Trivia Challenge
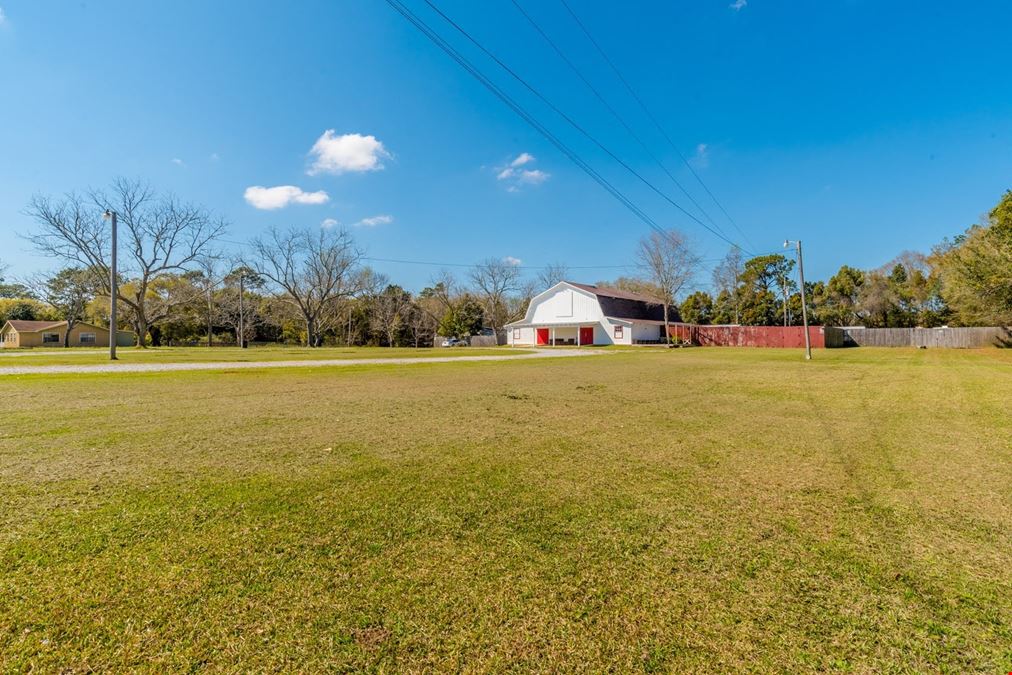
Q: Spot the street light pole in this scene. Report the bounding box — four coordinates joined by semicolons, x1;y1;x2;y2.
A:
103;210;118;360
784;239;812;360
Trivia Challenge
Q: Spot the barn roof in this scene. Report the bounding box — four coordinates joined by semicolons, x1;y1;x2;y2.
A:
566;282;680;323
565;282;664;305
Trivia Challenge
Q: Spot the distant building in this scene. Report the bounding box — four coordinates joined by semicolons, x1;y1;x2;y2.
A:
0;320;134;349
506;281;678;346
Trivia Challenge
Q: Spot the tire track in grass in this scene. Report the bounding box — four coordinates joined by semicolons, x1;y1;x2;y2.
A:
799;359;1002;671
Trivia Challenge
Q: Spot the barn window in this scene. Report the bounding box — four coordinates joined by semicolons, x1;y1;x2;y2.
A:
43;332;60;344
80;333;96;344
614;326;624;339
513;328;521;340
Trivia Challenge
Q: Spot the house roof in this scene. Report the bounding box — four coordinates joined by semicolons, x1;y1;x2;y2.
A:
4;320;66;332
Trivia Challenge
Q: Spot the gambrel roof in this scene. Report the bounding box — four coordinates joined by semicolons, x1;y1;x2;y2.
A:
564;282;679;323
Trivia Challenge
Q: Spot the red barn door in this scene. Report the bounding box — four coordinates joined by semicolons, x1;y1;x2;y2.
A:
579;327;594;345
536;328;549;345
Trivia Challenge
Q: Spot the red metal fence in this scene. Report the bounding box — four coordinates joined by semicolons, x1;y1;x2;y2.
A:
667;324;843;348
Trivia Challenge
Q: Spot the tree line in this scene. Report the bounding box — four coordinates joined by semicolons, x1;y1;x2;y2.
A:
679;190;1010;329
2;179;1009;347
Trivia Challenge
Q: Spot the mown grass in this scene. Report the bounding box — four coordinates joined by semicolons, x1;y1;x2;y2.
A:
0;348;1009;671
0;345;527;367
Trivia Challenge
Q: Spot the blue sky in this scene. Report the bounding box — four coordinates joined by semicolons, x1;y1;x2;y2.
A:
1;0;1010;291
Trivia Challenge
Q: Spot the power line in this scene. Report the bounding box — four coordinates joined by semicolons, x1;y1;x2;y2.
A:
558;0;757;252
385;0;670;240
508;0;733;245
418;0;751;254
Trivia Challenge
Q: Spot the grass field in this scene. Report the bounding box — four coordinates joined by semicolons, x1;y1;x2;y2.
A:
1;348;1009;671
0;345;528;367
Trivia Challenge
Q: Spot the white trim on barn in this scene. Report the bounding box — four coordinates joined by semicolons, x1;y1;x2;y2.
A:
506;282;670;346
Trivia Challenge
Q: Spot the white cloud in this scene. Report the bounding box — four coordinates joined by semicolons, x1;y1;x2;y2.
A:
321;218;340;229
730;0;747;10
504;256;523;266
517;169;549;185
510;152;535;167
691;143;709;168
171;158;186;167
353;214;393;228
495;152;550;192
244;185;330;210
307;130;391;175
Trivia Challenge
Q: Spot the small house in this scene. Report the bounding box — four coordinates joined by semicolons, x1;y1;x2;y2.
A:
0;320;134;349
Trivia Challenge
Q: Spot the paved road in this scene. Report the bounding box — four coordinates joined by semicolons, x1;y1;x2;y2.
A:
0;349;600;376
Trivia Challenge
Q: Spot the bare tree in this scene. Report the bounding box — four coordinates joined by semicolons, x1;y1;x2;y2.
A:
469;257;521;335
536;262;569;290
370;284;410;347
636;230;702;343
250;227;362;347
406;300;438;347
712;247;745;324
214;266;264;346
424;270;458;324
192;255;222;347
509;278;539;323
25;178;227;345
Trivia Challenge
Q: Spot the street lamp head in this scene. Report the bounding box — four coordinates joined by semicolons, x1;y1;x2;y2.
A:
783;239;789;249
102;209;115;220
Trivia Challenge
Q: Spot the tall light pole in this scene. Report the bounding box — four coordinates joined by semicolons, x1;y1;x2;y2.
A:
784;239;812;360
103;210;118;360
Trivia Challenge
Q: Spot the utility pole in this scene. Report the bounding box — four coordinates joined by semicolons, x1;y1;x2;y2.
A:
784;239;812;360
206;283;213;348
103;210;118;360
238;272;245;349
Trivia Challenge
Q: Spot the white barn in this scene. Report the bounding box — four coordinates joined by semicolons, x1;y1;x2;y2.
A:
506;281;678;346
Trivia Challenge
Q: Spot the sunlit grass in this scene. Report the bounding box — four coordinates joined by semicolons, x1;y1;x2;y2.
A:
0;348;1009;671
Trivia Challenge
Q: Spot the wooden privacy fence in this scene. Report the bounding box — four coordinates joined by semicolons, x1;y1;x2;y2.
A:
668;324;844;348
666;324;1009;348
841;327;1011;348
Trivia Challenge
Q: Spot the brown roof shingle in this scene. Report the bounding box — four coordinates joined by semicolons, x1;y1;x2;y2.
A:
566;282;681;323
566;281;664;305
5;320;66;332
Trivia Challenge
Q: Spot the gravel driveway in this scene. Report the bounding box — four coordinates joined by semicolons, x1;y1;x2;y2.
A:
0;349;600;376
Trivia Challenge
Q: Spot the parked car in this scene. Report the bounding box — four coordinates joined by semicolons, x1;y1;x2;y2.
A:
441;337;468;347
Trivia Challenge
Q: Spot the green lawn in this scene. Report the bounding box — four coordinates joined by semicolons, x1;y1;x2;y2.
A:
1;348;1009;671
0;345;527;367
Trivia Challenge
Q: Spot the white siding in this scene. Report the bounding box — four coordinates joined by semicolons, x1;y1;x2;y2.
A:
632;322;662;343
607;321;633;345
508;326;536;346
529;287;602;324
